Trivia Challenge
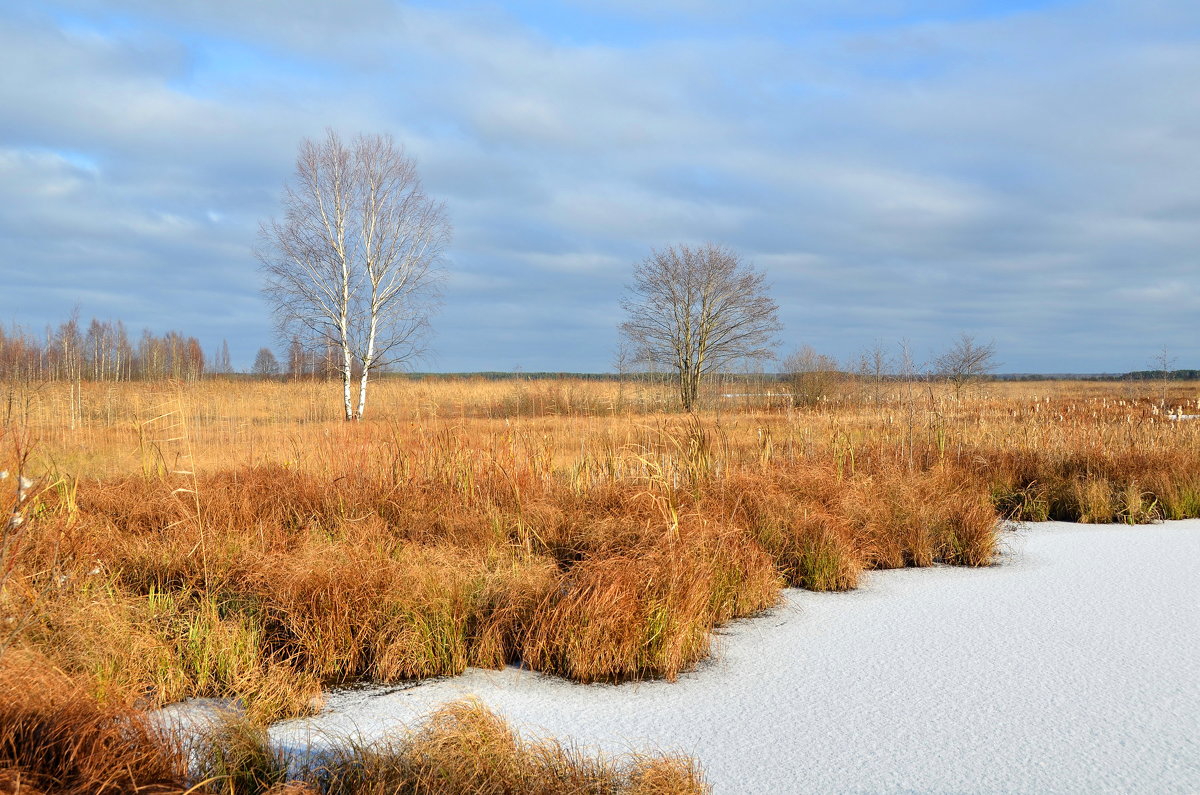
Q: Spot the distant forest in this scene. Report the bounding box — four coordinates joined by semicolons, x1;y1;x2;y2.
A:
0;314;1194;383
0;314;341;382
0;315;206;382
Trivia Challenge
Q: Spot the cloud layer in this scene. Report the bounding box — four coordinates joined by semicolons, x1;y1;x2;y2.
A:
1;0;1197;372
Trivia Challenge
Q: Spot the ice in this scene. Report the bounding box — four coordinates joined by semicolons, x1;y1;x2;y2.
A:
270;521;1200;793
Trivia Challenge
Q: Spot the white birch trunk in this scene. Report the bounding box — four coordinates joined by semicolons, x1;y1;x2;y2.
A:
355;312;379;420
342;350;354;420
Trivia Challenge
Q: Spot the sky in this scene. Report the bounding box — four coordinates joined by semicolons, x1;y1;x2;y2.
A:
1;0;1197;373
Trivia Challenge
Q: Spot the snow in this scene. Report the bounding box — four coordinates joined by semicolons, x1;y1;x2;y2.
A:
272;521;1200;793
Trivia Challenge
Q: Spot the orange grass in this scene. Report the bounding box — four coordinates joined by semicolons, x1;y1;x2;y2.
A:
0;653;704;794
2;377;1198;722
192;697;706;794
0;652;186;794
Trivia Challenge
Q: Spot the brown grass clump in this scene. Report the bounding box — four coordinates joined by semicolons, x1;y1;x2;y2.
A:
520;547;744;686
0;660;705;795
841;470;997;569
754;509;861;591
513;489;780;682
305;698;708;794
193;716;294;794
0;653;186;794
247;541;561;686
725;476;861;591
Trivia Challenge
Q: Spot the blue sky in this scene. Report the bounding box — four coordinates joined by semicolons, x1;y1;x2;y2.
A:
1;0;1197;372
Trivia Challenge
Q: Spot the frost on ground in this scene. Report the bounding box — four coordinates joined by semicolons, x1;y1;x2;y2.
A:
273;521;1200;794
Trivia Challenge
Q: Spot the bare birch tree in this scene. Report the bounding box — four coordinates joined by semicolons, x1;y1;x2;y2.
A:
259;130;449;420
620;243;781;411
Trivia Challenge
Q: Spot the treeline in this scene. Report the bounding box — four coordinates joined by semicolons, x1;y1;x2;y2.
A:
239;341;347;379
998;370;1200;382
280;338;341;379
395;371;627;382
0;316;205;382
1121;369;1200;381
0;314;356;383
4;315;1193;384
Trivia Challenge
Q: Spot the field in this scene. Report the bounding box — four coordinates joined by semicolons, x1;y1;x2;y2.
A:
1;375;1198;792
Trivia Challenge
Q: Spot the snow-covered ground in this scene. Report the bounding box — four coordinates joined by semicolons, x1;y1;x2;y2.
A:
273;521;1200;793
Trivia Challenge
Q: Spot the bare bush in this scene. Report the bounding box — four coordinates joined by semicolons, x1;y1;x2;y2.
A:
783;346;841;407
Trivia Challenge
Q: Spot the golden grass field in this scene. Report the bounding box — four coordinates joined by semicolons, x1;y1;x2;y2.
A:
1;375;1197;792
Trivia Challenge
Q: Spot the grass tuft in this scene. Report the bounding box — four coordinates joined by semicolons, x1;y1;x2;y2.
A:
305;698;708;794
0;652;185;794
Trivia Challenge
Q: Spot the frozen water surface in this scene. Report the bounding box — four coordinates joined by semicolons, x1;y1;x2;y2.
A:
271;521;1200;793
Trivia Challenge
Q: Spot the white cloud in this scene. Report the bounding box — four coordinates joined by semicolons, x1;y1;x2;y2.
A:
2;0;1199;371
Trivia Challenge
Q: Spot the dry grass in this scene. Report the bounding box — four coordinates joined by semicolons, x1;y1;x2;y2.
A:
11;456;995;700
0;653;703;794
1;376;1197;737
0;652;186;794
287;698;707;794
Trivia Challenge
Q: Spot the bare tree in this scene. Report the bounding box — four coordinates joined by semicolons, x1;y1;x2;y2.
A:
856;339;894;406
252;347;281;377
1152;344;1177;409
213;339;233;375
933;333;998;398
258;130;450;420
620;243;781;411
